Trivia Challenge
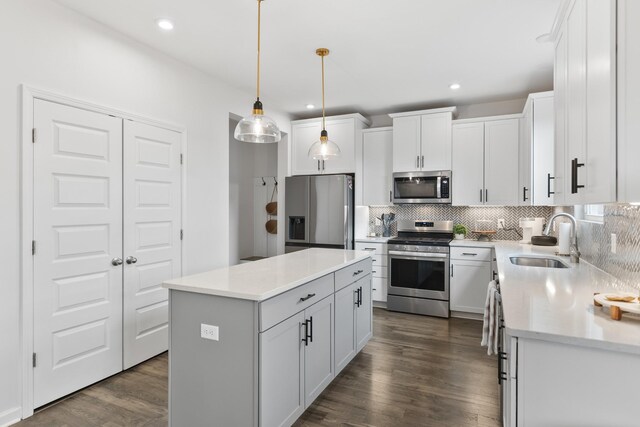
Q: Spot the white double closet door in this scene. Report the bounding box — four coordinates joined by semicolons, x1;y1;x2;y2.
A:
32;99;182;408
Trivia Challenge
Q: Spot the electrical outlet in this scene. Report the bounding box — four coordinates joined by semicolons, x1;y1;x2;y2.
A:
201;323;219;341
611;233;617;254
497;219;506;229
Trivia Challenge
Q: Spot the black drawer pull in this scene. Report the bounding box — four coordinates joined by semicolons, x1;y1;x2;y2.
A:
299;293;316;302
571;158;585;194
364;248;376;251
462;253;478;256
353;269;364;276
547;173;555;197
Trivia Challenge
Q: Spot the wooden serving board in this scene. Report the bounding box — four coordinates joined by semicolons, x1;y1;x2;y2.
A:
593;293;640;321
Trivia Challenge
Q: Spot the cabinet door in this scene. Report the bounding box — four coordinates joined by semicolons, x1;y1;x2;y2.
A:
323;118;356;174
260;311;305;427
584;0;616;204
519;114;532;206
450;260;491;314
452;122;485;206
291;121;323;176
372;277;387;303
564;0;587;205
532;96;555;206
303;296;334;406
356;277;373;352
618;0;640;203
421;113;452;171
334;283;356;374
484;119;520;206
554;25;568;206
362;129;393;205
392;116;421;172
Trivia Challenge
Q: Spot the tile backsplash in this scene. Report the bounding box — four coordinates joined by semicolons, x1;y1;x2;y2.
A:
577;204;640;289
368;205;554;241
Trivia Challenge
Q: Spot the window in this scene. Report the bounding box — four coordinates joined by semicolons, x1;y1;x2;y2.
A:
576;204;604;223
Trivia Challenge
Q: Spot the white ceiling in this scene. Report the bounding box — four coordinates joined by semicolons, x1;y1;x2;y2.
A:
54;0;561;118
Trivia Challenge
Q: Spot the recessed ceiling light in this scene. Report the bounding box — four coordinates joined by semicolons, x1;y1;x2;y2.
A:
449;83;461;90
156;19;174;31
306;104;315;109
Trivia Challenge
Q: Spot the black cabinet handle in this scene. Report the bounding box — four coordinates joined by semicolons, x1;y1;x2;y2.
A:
358;286;363;306
485;189;488;203
571;158;585;194
462;253;478;256
480;189;483;203
523;187;528;202
299;293;316;302
389;190;392;203
308;316;313;343
450;264;453;278
493;271;498;281
354;288;360;307
547;173;555;198
302;320;309;346
352;269;364;277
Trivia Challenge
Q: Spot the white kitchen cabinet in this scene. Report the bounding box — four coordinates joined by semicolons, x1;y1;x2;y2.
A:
509;337;640;426
450;247;492;315
303;295;334;406
356;277;372;351
389;107;456;173
452;122;485;205
521;92;555;206
362;127;393;205
452;116;520;206
290;114;370;176
553;0;617;205
355;241;388;303
617;0;640;203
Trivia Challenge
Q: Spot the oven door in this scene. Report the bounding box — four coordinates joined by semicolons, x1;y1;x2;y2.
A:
388;251;449;300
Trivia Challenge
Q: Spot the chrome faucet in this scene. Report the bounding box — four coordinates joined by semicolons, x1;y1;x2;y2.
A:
543;213;580;263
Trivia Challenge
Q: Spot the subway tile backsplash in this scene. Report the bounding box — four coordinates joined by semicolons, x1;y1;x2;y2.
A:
368;205;554;241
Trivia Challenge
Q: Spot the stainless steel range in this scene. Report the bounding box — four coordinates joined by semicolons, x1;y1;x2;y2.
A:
387;220;453;318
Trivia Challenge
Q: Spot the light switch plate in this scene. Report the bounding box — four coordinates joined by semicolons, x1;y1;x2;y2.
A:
201;324;219;341
497;219;505;229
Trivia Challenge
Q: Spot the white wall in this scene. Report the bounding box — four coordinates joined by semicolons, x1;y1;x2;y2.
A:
0;0;290;421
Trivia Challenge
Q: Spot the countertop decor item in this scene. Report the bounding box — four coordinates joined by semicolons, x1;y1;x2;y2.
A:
594;293;640;321
532;235;558;246
453;224;468;240
308;48;341;160
379;213;395;237
234;0;281;144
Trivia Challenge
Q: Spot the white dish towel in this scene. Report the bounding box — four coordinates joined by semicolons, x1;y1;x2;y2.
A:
481;280;499;356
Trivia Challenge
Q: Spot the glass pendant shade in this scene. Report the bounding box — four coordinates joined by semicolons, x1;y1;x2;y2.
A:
308;131;341;160
234;111;281;143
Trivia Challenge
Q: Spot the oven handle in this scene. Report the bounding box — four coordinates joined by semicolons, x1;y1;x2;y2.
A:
389;251;448;260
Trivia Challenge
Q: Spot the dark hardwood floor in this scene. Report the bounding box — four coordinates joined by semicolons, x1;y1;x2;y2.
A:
16;308;499;427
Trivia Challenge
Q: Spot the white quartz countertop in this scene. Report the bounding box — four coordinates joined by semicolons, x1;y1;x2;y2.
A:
162;248;371;301
449;239;503;248
485;241;640;354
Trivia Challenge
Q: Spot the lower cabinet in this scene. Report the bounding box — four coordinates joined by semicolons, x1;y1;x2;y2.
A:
335;275;373;374
450;247;492;315
505;336;640;426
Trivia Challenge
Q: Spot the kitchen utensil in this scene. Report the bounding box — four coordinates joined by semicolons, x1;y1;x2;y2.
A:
532;235;557;246
379;213;395;237
519;217;545;244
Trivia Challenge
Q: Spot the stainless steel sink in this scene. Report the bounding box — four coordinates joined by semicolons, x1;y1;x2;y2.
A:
509;256;570;269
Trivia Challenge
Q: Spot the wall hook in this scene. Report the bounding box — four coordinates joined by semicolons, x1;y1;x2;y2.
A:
261;177;266;186
273;177;278;186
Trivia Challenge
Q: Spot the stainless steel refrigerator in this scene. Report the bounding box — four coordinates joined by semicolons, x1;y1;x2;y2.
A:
285;175;354;253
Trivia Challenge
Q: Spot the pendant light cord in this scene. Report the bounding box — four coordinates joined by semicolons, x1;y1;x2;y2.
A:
321;54;326;131
256;0;262;100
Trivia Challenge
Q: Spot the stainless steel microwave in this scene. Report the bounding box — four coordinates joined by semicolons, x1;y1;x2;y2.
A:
392;170;451;204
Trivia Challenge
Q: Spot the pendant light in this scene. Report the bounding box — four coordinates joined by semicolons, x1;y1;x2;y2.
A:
234;0;281;143
308;48;341;160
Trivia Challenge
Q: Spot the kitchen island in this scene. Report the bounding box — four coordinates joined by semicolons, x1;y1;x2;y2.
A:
162;248;373;427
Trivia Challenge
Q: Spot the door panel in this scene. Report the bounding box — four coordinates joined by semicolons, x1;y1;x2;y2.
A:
123;121;182;369
309;175;346;246
334;283;356;374
392;116;421;173
33;99;123;407
452;123;484;206
484;119;520;206
304;296;334;406
356;277;373;352
323;119;356;173
421;113;452;171
292;121;322;175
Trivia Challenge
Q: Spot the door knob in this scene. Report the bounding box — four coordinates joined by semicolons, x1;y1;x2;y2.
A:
111;257;123;266
126;256;138;264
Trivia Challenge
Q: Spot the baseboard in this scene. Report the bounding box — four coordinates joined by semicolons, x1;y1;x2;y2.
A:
450;311;483;321
373;301;387;309
0;407;21;427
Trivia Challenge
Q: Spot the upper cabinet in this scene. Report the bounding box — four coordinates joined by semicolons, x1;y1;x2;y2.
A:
452;116;520;206
361;127;393;206
290;114;370;176
389;107;456;173
521;92;555;206
617;0;640;203
553;0;616;205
